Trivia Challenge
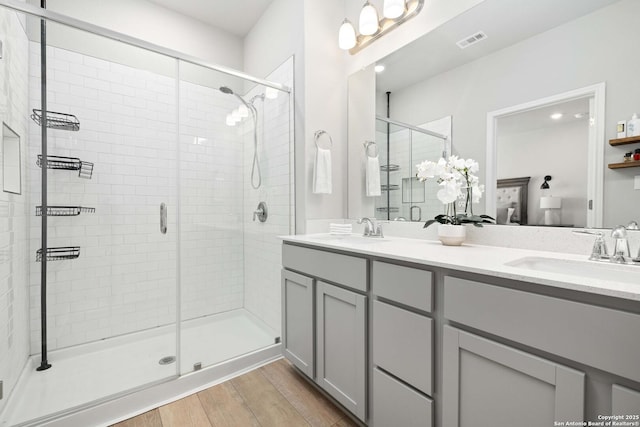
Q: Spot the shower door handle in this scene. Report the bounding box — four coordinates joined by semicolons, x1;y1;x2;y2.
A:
160;203;167;234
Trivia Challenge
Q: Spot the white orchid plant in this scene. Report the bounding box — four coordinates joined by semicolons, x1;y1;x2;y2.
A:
416;155;494;228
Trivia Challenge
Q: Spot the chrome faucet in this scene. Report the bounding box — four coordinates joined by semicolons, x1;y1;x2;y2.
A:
611;225;631;264
357;217;384;238
573;229;609;261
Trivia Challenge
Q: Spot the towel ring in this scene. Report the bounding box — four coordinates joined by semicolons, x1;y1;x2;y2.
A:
314;130;333;149
363;141;379;158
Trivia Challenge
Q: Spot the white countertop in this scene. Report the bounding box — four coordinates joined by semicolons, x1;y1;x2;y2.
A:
281;234;640;302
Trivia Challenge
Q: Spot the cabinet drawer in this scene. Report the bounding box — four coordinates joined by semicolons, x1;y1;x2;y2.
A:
373;368;433;427
444;276;640;383
612;385;640;414
373;300;433;395
373;261;432;312
282;244;367;292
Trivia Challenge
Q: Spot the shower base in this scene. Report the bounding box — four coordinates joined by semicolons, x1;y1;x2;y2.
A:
1;309;279;427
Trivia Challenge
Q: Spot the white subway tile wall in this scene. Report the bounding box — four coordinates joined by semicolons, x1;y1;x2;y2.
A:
242;57;294;335
26;43;292;353
178;80;245;320
28;42;179;352
0;8;30;418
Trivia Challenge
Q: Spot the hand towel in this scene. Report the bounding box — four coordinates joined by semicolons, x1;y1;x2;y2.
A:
313;147;332;194
366;156;381;197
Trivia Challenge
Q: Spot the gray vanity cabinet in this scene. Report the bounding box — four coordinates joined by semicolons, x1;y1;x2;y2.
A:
316;281;367;421
442;325;585;426
281;269;314;378
281;243;368;422
371;261;434;427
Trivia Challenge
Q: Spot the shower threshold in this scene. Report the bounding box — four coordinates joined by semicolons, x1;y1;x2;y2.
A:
1;309;279;427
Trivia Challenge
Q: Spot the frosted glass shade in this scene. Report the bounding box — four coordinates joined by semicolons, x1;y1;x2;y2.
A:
359;2;379;36
238;104;249;118
338;19;357;50
540;196;562;209
265;87;278;99
383;0;405;18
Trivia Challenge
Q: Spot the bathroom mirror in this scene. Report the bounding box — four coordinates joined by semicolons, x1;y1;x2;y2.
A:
372;115;451;222
2;123;21;195
348;0;639;228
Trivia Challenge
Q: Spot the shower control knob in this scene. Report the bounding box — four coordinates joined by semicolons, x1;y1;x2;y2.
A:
253;201;268;222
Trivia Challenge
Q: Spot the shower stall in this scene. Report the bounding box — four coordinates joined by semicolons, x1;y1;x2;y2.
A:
0;3;293;426
373;116;450;222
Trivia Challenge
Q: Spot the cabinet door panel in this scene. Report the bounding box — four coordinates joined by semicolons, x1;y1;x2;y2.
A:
373;368;433;427
612;385;640;415
443;325;585;427
281;269;314;378
373;300;433;395
316;281;366;421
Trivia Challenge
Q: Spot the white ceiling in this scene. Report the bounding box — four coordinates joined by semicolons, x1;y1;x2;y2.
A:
497;98;591;135
375;0;621;92
146;0;275;36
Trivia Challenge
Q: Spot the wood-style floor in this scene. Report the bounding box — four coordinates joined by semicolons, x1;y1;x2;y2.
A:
111;358;359;427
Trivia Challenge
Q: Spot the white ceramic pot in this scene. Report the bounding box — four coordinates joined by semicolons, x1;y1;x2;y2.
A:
437;224;466;246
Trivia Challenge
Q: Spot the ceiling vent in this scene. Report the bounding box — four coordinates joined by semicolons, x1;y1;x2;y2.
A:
456;31;487;49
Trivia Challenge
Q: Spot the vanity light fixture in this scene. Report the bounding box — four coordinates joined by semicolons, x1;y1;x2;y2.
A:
339;0;424;55
359;1;379;36
384;0;406;19
265;87;279;100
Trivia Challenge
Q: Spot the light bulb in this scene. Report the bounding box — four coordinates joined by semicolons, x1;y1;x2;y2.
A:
359;1;379;36
238;104;249;118
338;19;357;50
383;0;405;19
265;87;279;99
231;109;241;121
226;114;236;126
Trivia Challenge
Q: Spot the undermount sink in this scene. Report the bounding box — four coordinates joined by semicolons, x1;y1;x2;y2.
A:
505;256;640;285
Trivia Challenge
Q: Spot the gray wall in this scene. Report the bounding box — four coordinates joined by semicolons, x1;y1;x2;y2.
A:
384;0;640;227
498;120;588;227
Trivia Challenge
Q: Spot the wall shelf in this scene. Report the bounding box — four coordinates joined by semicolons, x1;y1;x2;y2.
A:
381;184;400;191
609;135;640;146
608;161;640;169
37;155;94;179
31;109;80;131
380;164;400;172
36;206;95;216
36;247;80;262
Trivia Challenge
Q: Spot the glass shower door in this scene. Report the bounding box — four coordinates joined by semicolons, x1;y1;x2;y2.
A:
177;59;293;374
2;16;180;426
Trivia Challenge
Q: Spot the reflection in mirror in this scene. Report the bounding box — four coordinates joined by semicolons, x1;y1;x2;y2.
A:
2;123;21;195
348;0;639;227
496;99;590;227
373;116;451;221
487;85;605;228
